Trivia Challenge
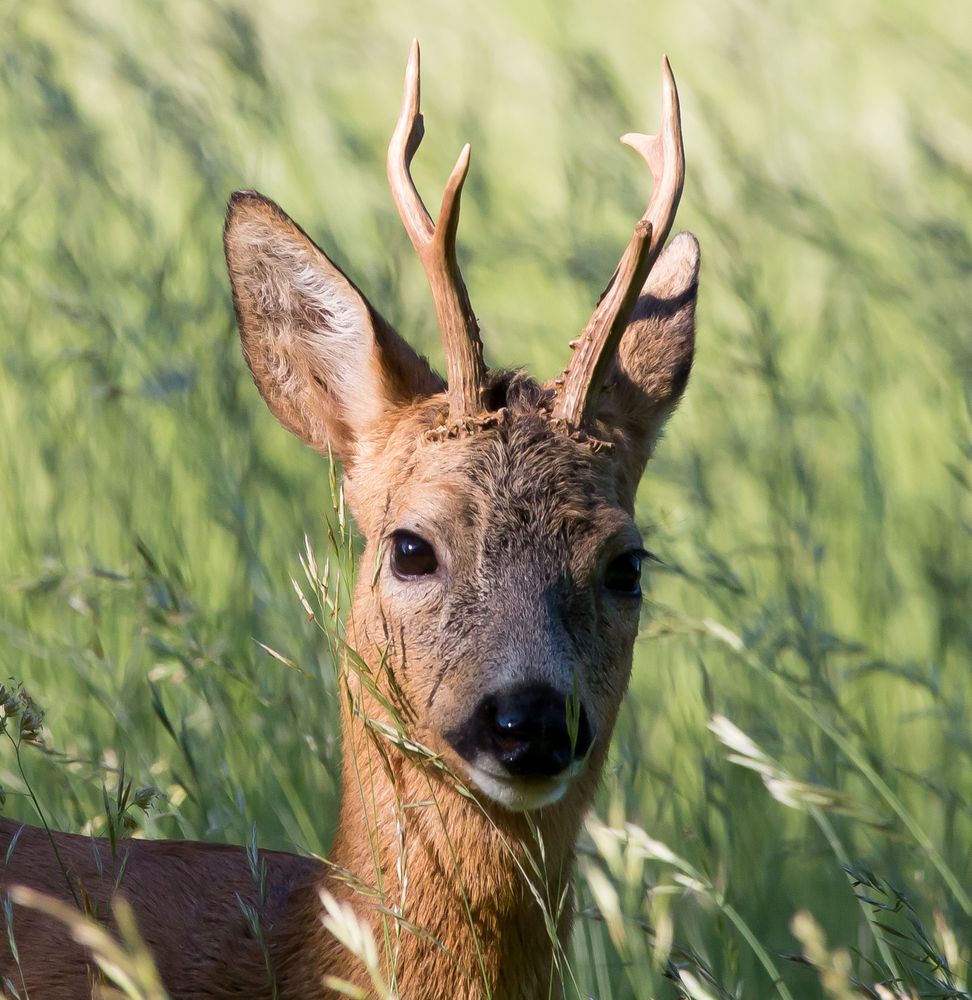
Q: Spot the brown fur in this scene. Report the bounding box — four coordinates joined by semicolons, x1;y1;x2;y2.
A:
0;190;699;998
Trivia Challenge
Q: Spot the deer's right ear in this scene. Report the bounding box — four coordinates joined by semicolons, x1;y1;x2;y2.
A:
223;191;443;461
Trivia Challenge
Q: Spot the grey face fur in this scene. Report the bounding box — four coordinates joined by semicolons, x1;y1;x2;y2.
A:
347;382;645;810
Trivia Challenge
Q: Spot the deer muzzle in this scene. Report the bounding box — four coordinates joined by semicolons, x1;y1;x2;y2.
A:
445;683;594;811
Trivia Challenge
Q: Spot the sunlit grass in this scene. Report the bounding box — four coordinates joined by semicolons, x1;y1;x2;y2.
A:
1;0;970;996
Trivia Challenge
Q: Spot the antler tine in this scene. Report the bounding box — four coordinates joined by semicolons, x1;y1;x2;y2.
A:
620;55;684;251
387;40;486;419
553;56;685;429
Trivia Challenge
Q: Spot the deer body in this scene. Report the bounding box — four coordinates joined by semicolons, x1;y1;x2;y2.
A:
0;734;587;997
0;820;323;996
0;42;700;999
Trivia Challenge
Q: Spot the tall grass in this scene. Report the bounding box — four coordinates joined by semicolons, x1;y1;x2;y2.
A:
0;0;970;996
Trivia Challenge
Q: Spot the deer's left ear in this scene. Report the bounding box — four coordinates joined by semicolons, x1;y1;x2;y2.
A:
599;232;699;484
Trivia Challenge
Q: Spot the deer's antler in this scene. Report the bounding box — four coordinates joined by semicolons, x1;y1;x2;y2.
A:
387;40;487;420
552;56;685;429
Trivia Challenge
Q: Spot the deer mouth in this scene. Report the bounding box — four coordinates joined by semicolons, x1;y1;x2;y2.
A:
461;759;587;812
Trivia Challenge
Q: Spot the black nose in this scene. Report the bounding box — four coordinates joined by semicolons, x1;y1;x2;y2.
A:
467;683;593;778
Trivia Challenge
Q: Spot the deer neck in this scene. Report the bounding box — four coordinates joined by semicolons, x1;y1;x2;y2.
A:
323;699;589;998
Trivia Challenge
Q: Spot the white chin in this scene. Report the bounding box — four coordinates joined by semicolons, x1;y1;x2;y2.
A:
464;763;572;812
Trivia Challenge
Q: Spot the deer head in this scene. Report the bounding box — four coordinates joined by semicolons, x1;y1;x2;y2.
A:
223;41;698;815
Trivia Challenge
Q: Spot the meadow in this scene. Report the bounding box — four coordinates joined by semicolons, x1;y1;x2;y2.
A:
1;0;970;996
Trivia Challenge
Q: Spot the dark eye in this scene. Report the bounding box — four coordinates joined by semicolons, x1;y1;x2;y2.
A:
390;531;438;579
604;550;646;596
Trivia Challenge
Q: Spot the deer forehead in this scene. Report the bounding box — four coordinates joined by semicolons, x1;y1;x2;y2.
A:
349;402;637;566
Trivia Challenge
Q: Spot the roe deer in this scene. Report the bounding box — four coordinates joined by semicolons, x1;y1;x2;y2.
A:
0;40;699;999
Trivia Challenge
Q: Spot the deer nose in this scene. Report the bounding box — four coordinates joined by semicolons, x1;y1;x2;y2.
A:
481;683;593;778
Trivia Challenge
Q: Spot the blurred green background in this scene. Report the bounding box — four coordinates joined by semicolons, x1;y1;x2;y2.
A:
1;0;970;996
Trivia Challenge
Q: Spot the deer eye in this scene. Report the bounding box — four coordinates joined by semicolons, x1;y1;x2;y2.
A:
390;531;438;579
604;550;646;596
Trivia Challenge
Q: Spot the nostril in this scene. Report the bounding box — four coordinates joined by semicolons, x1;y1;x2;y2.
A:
494;704;531;738
488;698;537;757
